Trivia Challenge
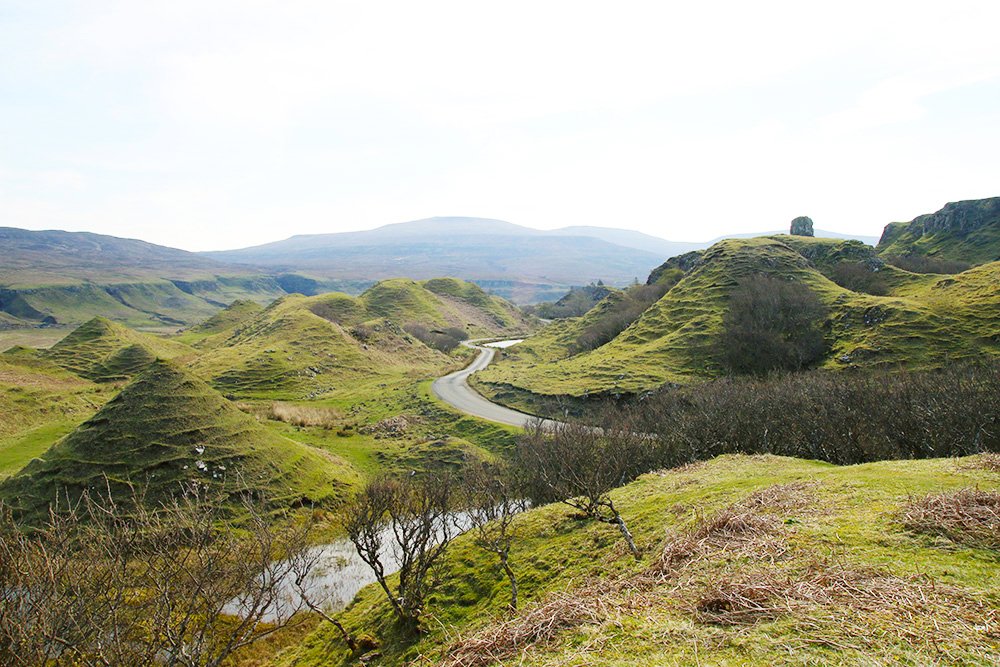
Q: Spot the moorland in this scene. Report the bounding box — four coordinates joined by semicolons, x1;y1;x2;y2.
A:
0;197;998;666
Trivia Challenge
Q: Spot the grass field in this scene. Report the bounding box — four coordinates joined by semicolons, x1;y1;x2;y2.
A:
278;453;1000;666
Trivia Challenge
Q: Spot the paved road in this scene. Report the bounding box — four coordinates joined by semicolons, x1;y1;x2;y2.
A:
431;340;559;429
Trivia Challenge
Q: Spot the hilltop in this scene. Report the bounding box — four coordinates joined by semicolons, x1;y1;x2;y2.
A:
42;316;194;382
0;360;358;522
478;233;1000;400
283;453;1000;666
877;197;1000;266
188;278;536;399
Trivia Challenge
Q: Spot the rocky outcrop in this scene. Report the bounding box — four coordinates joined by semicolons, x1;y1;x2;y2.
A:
877;197;1000;266
790;216;815;237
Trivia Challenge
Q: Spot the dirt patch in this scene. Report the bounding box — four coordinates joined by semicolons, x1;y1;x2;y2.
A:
901;488;1000;550
360;415;423;438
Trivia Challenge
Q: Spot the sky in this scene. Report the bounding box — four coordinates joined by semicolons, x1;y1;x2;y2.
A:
1;1;999;252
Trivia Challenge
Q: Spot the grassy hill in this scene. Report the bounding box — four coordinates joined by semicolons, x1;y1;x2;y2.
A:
43;316;195;382
0;348;117;479
478;236;1000;399
188;278;535;400
877;196;1000;266
0;227;289;330
281;453;1000;666
0;360;358;522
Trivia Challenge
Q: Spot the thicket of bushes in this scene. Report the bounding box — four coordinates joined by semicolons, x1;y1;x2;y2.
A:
885;254;971;275
570;282;671;354
715;276;828;375
617;362;1000;467
404;323;469;353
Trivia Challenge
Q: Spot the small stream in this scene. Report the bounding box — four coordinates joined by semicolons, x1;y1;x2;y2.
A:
231;513;474;623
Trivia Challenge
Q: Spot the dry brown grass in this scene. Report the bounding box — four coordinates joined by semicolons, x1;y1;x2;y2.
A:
688;561;999;658
901;488;1000;550
963;452;1000;472
440;482;1000;665
653;482;818;574
441;580;631;667
236;401;343;429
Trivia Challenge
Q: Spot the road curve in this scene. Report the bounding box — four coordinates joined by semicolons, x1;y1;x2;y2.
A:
432;341;559;429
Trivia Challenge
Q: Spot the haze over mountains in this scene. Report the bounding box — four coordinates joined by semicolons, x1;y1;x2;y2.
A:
203;217;879;291
0;210;933;331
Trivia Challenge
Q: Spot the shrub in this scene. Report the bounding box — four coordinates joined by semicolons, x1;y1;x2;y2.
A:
570;282;671;354
885;254;971;275
716;276;828;375
404;323;467;353
830;262;889;296
629;362;1000;467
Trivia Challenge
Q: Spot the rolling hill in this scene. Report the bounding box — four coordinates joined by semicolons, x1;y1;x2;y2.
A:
286;453;1000;666
42;316;194;382
0;227;287;329
877;196;1000;266
0;360;358;522
188;278;536;400
478;234;1000;399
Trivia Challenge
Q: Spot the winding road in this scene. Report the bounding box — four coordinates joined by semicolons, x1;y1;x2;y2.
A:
432;340;559;429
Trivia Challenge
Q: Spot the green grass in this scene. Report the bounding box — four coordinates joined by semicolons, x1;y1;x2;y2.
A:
877;196;1000;266
479;237;1000;399
43;316;195;382
280;454;1000;666
187;279;535;401
0;360;360;523
0;420;79;479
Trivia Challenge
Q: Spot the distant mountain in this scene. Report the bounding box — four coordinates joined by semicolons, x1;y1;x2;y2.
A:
0;227;287;329
202;217;667;302
877;197;1000;266
203;217;883;304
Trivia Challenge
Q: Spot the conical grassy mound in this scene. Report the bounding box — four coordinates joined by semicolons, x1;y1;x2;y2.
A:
44;316;193;382
0;360;358;522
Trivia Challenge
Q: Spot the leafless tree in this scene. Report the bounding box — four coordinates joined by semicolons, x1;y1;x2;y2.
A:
0;482;316;667
515;419;649;559
458;461;527;612
343;474;455;629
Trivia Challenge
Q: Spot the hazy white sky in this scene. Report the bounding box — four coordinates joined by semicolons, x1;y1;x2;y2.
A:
1;1;998;251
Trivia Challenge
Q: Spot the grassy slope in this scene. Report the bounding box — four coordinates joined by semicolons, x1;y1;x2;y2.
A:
0;360;359;522
877;196;1000;265
43;316;195;382
3;279;285;330
189;279;534;401
173;299;266;348
0;349;117;478
479;237;1000;398
282;454;1000;666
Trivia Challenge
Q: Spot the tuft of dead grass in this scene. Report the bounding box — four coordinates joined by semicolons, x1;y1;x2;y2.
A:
236;401;343;428
901;488;1000;550
963;452;1000;472
689;561;999;656
441;580;625;667
653;482;818;574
